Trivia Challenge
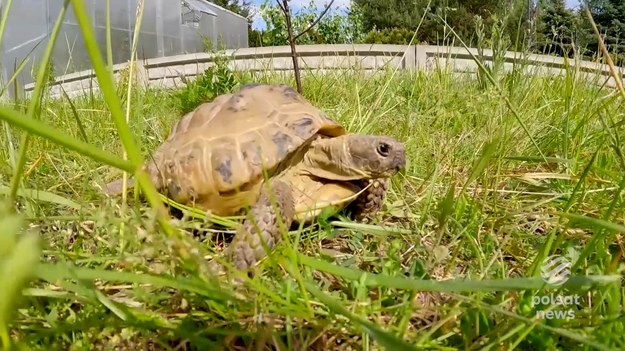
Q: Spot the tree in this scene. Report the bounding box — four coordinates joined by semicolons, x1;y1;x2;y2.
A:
255;0;336;93
251;0;364;47
352;0;429;33
501;0;534;51
535;0;578;56
351;0;515;46
578;0;625;60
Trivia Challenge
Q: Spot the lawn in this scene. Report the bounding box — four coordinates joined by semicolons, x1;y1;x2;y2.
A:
1;58;624;350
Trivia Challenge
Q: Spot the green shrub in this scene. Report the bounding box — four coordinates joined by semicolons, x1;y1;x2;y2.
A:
363;27;415;45
170;56;239;115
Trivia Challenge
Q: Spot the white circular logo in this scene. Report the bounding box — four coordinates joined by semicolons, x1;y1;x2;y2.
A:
540;255;571;286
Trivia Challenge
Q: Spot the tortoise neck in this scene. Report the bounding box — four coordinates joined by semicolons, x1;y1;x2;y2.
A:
301;135;371;181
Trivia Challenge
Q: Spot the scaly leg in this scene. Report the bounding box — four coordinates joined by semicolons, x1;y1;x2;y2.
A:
226;179;295;271
349;178;389;221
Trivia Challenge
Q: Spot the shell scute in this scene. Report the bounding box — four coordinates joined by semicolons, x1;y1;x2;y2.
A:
226;93;248;112
209;139;246;191
270;128;297;160
284;115;317;139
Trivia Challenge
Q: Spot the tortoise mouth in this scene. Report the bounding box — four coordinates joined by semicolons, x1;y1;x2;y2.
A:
393;163;407;175
380;166;403;177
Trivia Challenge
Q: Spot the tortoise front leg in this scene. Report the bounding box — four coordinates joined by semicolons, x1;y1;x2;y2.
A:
226;179;295;271
349;178;389;221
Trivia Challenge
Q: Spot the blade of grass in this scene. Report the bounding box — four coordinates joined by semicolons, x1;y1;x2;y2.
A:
0;54;34;197
119;0;145;253
0;53;33;97
555;212;625;271
451;293;615;351
504;156;573;164
0;186;82;210
21;288;77;300
583;5;625;99
0;0;14;64
303;282;419;351
1;49;42;174
0;106;133;171
461;137;499;195
67;0;191;265
297;254;619;291
34;262;239;303
0;207;40;349
105;0;113;73
2;120;15;170
436;15;548;163
68;0;150;183
7;0;70;208
548;150;598;257
60;85;89;142
328;221;413;235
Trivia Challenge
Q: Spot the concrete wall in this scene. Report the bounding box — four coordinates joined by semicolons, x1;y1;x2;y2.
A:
23;44;625;99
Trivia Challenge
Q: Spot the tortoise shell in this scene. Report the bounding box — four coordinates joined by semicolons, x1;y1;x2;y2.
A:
145;83;346;206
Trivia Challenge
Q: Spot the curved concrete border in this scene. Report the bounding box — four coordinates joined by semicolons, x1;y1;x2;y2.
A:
24;44;625;99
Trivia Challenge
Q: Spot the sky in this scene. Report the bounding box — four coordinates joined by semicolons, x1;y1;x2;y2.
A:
566;0;581;8
249;0;583;30
249;0;355;30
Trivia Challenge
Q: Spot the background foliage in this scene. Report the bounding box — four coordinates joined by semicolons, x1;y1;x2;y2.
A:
219;0;625;66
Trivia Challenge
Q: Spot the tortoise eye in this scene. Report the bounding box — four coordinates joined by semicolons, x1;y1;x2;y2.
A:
377;143;390;157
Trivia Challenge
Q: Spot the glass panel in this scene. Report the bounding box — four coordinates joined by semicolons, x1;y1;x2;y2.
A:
61;0;95;25
95;0;130;30
4;0;47;50
181;26;204;53
162;0;182;38
4;43;46;88
47;0;65;29
100;28;131;63
138;0;157;34
51;24;92;74
0;0;249;93
214;8;249;49
137;32;158;59
198;14;217;47
162;35;182;57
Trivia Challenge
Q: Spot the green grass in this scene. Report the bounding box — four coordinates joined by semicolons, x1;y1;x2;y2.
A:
0;2;624;349
1;63;625;349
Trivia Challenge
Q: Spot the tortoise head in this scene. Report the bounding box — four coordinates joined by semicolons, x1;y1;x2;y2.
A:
344;135;406;177
303;134;406;180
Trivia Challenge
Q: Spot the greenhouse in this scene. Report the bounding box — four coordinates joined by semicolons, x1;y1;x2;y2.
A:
0;0;249;95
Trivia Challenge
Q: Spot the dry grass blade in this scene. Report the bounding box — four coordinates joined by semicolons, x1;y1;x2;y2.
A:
583;5;625;99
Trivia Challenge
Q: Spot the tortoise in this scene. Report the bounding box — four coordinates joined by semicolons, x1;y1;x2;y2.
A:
103;83;406;272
